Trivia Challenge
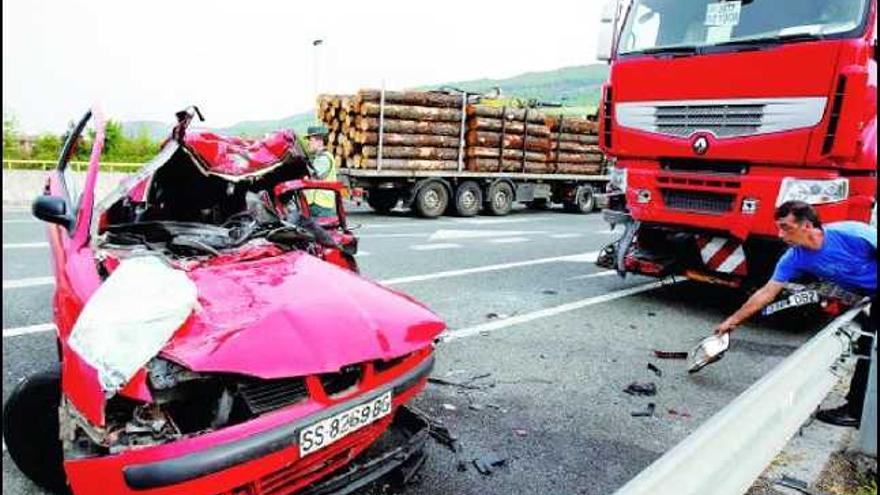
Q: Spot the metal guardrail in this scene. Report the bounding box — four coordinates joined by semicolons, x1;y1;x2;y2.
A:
2;159;144;173
614;302;870;495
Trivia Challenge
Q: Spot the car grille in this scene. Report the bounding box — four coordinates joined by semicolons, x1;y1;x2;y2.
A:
237;377;309;415
661;189;734;214
320;364;363;396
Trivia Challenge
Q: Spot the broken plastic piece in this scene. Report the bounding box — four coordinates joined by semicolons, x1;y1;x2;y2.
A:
647;363;662;377
653;350;688;360
472;453;507;475
624;382;657;397
631;403;656;417
688;334;730;374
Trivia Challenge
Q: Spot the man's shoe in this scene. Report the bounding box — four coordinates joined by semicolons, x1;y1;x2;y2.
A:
816;405;861;428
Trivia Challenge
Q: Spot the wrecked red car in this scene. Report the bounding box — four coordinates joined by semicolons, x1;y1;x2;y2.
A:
3;107;446;495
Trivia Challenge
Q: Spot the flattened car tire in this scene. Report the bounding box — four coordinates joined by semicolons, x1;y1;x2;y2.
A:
453;181;482;217
3;364;70;494
414;181;449;219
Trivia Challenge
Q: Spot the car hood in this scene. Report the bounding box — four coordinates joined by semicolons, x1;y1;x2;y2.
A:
160;251;446;378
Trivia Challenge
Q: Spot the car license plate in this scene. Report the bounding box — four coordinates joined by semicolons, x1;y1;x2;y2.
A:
762;290;820;316
298;391;392;458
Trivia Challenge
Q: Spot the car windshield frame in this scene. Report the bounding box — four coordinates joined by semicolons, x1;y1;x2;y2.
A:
617;0;873;57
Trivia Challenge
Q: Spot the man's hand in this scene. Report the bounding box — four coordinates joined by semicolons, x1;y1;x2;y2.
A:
714;320;736;336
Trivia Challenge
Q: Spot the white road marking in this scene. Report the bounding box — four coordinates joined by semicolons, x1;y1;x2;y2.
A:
410;243;462;251
550;233;584;239
3;242;49;249
379;251;598;286
3;276;54;290
442;280;673;342
358;233;427;239
3;323;56;338
453;217;547;225
2;219;36;224
566;270;618;281
428;229;543;241
488;237;530;244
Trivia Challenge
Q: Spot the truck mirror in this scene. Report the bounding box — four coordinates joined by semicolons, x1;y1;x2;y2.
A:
597;0;618;61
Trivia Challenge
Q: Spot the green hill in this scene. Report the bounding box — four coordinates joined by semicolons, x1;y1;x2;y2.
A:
122;64;609;139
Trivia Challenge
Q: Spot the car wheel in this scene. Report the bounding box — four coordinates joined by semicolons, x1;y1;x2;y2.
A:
3;364;70;494
367;190;399;214
414;182;449;219
485;181;514;216
453;181;482;217
564;186;595;214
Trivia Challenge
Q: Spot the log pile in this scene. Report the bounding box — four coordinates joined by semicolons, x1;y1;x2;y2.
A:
318;91;466;171
317;90;604;175
545;116;603;174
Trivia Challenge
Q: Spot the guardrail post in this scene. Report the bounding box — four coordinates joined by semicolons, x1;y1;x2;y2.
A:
858;330;876;456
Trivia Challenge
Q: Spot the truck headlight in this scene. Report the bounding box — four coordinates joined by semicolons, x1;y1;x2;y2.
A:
775;178;848;206
608;166;627;194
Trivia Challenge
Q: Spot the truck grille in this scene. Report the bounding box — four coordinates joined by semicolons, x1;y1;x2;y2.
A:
237;377;309;415
661;189;734;214
616;97;827;139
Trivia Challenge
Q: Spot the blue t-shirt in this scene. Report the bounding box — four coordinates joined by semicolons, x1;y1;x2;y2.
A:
772;221;877;294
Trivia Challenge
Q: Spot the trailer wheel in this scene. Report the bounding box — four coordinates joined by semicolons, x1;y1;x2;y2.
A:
414;181;449;218
564;186;596;214
367;190;399;214
3;364;70;494
485;181;514;216
453;181;482;217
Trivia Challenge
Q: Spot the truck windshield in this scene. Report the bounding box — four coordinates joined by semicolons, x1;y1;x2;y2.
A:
618;0;870;56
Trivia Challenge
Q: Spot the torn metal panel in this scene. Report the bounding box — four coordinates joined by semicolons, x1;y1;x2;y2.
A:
68;256;197;393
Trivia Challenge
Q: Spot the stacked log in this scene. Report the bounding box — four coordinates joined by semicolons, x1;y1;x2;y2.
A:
545;116;604;174
318;90;466;171
464;105;552;173
317;90;605;175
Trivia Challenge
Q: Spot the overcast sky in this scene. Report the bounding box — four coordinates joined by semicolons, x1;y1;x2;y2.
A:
3;0;604;134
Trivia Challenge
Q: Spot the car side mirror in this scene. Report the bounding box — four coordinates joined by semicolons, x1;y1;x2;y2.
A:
32;195;74;230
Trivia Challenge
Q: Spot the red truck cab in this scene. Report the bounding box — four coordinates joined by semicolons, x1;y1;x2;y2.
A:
596;0;877;288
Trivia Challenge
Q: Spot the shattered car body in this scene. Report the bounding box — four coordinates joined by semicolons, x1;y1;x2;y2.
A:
6;107;446;495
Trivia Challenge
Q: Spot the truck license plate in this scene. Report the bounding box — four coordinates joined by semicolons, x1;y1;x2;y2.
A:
762;290;820;316
299;391;392;457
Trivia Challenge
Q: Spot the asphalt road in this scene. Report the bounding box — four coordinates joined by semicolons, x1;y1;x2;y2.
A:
2;204;827;495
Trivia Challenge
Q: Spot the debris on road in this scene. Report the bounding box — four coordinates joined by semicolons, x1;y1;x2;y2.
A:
688;334;730;374
542;290;558;295
647;363;663;377
667;408;692;418
624;381;657;397
428;377;483;390
653;349;689;360
473;453;508;475
513;428;529;437
443;403;458;412
631;403;656;418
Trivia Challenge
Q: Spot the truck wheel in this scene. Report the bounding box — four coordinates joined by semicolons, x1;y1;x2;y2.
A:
564;186;596;214
367;190;398;214
453;181;482;217
3;364;70;494
485;181;514;216
414;181;449;218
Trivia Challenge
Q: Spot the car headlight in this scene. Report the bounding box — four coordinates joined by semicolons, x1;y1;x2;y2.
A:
775;178;848;206
608;166;627;194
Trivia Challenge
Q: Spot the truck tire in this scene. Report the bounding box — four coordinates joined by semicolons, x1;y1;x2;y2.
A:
414;181;449;218
485;181;514;216
564;186;596;214
453;181;482;217
367;190;399;214
3;364;70;494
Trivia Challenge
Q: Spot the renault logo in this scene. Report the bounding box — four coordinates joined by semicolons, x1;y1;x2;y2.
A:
692;136;710;155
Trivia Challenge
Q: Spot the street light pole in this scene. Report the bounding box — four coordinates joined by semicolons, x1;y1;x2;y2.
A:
312;39;324;102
